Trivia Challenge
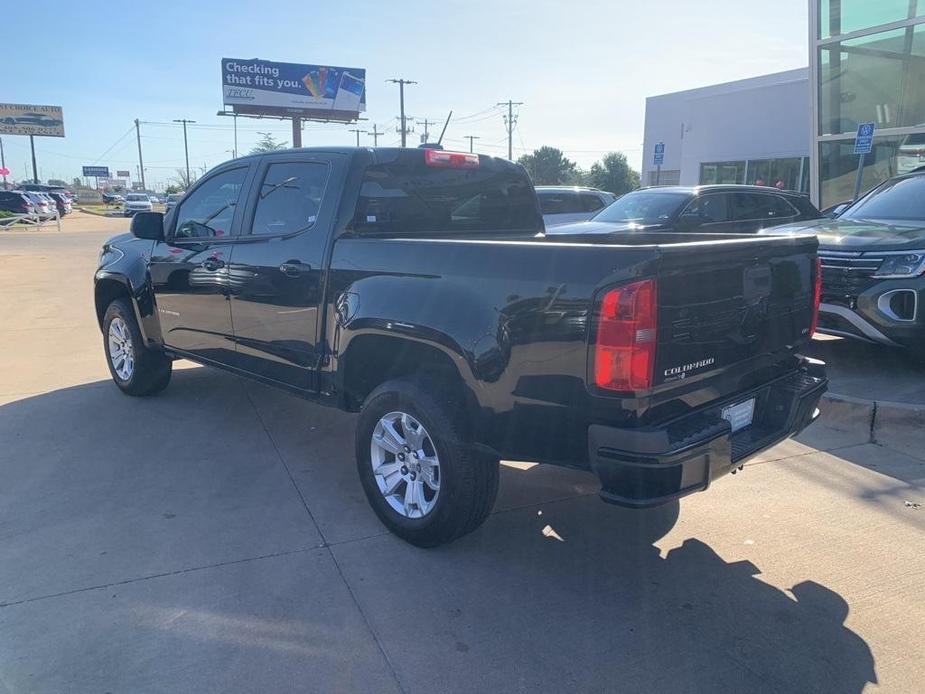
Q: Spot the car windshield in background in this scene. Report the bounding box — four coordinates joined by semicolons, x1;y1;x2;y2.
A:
841;176;925;223
591;191;689;224
126;194;148;202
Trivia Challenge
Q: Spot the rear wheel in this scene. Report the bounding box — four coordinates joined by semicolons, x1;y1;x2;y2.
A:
103;298;172;396
356;379;499;547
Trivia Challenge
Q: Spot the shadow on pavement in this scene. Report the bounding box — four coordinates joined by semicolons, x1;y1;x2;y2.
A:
0;369;878;693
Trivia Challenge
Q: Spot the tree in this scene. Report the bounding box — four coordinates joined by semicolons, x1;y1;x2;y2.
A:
165;184;182;195
250;132;288;155
170;168;197;190
586;152;640;196
516;146;579;185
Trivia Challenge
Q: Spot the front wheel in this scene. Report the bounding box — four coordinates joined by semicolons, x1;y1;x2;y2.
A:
356;379;499;547
103;298;172;396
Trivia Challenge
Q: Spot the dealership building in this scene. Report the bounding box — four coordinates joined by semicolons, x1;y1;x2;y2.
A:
643;2;925;208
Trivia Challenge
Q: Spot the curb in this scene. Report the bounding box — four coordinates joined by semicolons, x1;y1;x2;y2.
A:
820;391;925;459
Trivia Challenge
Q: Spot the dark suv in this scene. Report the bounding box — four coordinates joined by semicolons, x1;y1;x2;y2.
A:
765;170;925;350
547;185;820;236
0;191;35;215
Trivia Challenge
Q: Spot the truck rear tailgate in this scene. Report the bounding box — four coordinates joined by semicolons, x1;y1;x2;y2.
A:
652;234;818;390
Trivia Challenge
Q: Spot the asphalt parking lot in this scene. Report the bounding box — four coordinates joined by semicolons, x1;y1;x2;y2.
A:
1;214;923;693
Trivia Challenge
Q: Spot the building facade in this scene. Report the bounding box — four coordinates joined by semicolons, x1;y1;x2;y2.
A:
642;69;811;193
810;1;925;208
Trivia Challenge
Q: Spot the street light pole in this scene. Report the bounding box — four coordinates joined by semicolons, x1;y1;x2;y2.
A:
173;118;196;186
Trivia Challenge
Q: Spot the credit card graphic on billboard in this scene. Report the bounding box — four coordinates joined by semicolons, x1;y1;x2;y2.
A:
222;58;366;120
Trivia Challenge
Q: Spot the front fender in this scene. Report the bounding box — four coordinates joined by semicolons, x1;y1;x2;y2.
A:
94;239;162;346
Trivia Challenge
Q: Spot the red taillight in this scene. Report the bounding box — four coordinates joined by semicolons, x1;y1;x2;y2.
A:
594;279;658;391
424;149;480;169
810;256;822;337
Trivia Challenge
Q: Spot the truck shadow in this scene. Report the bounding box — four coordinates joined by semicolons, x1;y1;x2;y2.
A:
0;368;878;693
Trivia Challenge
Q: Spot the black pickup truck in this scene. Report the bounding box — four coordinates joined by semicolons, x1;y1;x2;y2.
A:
94;147;827;546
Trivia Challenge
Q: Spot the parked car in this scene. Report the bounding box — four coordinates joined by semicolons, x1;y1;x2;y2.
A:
48;191;73;215
0;191;35;215
94;147;825;547
102;192;123;205
148;194;160;204
20;191;54;218
896;130;925;176
122;193;153;216
762;169;925;351
536;186;617;226
164;192;184;212
546;185;821;236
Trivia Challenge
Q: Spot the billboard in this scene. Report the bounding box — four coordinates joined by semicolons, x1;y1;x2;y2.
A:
0;103;65;137
222;58;365;121
117;170;131;178
83;166;110;178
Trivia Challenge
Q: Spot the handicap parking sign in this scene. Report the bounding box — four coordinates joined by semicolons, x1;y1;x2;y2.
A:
854;123;875;155
653;142;665;165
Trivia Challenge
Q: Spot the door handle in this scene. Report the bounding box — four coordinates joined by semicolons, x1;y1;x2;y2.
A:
279;260;311;276
201;258;225;271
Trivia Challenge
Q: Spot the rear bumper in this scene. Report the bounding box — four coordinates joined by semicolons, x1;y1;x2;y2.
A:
588;359;827;508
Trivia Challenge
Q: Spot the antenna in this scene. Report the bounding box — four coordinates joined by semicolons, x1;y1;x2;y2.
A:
436;111;453;146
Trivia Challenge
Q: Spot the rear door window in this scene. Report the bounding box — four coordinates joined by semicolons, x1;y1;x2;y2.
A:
354;152;541;234
579;193;606;213
731;193;796;221
250;161;330;236
685;194;731;223
538;192;582;215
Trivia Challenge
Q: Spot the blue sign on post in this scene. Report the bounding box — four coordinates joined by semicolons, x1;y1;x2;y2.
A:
854;122;875;155
653;142;665;166
82;165;109;178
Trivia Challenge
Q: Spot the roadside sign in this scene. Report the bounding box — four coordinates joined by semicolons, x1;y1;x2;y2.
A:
653;142;665;166
82;166;110;178
0;103;65;137
854;122;875;155
0;167;9;176
117;170;131;178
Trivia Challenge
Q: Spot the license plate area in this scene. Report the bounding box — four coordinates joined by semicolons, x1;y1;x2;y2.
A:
722;398;756;433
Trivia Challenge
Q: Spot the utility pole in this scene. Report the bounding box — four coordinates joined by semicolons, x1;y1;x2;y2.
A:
291;116;302;148
369;124;382;147
29;135;39;184
416;118;435;143
387;78;417;147
349;128;367;147
464;135;481;153
134;118;146;190
0;136;6;189
173;118;195;187
497;100;523;160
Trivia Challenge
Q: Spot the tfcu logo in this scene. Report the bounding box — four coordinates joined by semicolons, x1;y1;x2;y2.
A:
225;88;255;100
664;357;715;379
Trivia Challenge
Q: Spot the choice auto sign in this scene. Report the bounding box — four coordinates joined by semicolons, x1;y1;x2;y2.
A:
0;103;65;137
221;58;366;121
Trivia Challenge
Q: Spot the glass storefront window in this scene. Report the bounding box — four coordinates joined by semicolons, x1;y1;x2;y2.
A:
818;133;925;207
700;158;809;192
819;0;920;39
699;161;745;185
820;24;925;135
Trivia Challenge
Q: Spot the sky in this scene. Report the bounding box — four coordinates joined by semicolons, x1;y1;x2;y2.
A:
3;0;809;190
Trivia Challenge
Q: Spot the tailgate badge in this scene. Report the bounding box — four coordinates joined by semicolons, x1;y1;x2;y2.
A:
664;357;715;380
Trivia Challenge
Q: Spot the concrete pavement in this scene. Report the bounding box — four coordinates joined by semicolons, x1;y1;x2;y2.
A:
1;214;923;693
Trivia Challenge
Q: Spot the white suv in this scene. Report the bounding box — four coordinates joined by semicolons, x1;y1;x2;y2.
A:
122;193;154;216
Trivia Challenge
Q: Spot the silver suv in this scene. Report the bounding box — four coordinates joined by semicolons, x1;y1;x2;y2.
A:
536;186;616;227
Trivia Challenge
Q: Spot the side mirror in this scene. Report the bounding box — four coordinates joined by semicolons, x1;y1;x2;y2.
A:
131;211;164;241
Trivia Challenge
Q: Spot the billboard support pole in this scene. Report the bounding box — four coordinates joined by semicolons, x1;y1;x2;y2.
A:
29;135;38;184
233;113;238;158
292;117;302;148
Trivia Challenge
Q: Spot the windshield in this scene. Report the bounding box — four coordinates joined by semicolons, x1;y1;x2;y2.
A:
167;194;183;202
591;191;689;224
841;176;925;223
126;194;148;202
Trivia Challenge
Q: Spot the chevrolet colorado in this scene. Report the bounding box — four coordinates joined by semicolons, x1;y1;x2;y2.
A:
94;147;827;546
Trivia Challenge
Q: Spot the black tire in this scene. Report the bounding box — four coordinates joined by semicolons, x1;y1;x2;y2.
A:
102;298;172;396
356;378;499;547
